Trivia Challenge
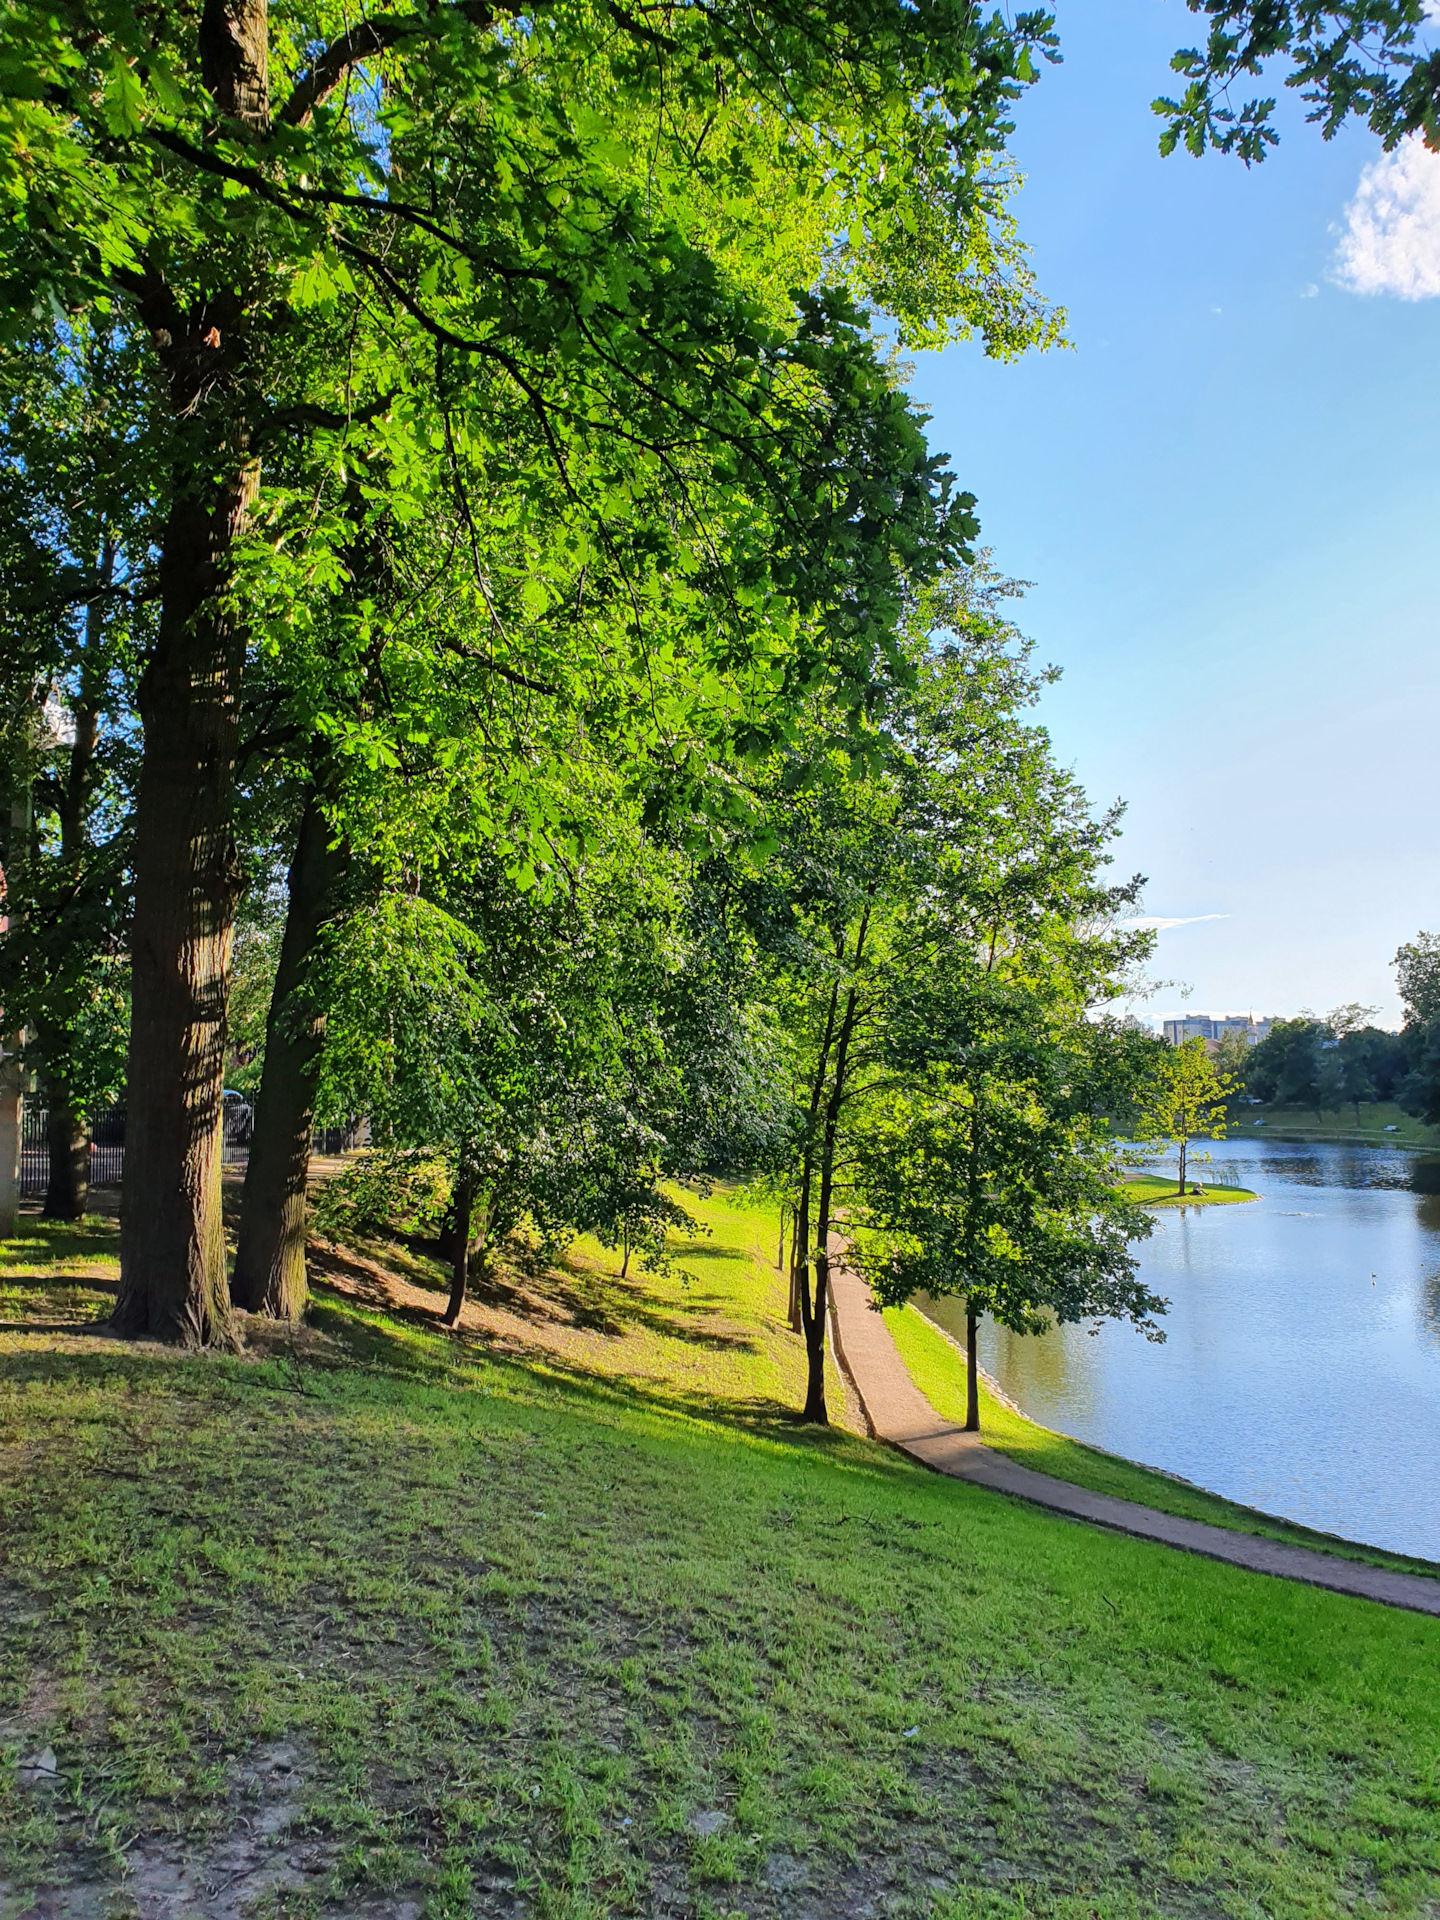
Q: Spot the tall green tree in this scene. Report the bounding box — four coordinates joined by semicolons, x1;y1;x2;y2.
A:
856;1015;1164;1433
0;324;152;1220
743;566;1152;1422
3;0;1056;1341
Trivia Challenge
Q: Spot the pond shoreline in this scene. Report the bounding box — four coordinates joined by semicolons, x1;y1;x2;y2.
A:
964;1137;1440;1563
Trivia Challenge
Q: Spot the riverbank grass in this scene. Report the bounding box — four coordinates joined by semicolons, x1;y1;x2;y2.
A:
2;1195;1440;1918
1228;1100;1440;1147
885;1300;1440;1579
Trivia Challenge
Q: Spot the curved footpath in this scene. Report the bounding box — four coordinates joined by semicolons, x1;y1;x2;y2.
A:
826;1258;1440;1618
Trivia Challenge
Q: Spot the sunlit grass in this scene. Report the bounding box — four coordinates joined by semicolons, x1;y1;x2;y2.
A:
1;1193;1438;1917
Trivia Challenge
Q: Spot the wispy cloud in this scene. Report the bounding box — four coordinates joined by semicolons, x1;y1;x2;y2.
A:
1126;913;1229;932
1334;134;1440;300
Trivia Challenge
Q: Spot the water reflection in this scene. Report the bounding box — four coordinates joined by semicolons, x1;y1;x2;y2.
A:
916;1137;1440;1561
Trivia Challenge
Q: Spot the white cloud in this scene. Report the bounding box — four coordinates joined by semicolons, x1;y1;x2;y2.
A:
1334;135;1440;300
1126;914;1229;933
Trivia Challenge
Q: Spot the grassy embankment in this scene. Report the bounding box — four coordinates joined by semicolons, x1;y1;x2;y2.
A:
1116;1174;1256;1209
3;1188;1440;1919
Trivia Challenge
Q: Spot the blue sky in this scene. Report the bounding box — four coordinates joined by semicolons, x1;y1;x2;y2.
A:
909;0;1440;1029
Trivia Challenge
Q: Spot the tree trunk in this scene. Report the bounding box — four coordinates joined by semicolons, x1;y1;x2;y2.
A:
232;798;351;1318
0;1047;19;1242
965;1305;980;1431
43;1088;89;1221
444;1172;476;1325
1177;1134;1187;1196
112;481;253;1345
0;782;34;1240
112;0;268;1344
803;982;862;1425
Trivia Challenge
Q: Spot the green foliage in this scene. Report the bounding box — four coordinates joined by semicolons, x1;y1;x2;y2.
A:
311;1148;454;1241
1136;1037;1233;1189
1155;1;1440;160
0;322;149;1122
0;0;1065;823
744;561;1159;1379
1396;932;1440;1025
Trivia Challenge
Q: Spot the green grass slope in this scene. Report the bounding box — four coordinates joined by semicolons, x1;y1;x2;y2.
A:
1;1197;1438;1919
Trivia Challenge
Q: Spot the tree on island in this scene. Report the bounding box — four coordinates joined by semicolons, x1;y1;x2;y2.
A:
1139;1038;1235;1196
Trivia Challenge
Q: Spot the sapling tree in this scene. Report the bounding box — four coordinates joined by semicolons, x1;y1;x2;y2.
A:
1138;1037;1235;1195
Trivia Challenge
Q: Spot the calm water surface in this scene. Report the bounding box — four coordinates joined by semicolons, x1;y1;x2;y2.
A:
917;1138;1440;1560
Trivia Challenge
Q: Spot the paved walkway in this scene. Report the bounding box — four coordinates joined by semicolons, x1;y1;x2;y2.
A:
826;1257;1440;1618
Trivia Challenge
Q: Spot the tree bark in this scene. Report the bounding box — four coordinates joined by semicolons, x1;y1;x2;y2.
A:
443;1171;477;1325
790;984;839;1348
112;0;269;1343
43;1089;89;1220
965;1305;980;1432
803;982;861;1425
41;652;103;1226
232;797;351;1317
112;474;253;1345
0;1047;19;1242
1177;1134;1188;1196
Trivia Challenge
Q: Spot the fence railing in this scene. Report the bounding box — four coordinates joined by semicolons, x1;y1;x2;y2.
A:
19;1105;125;1196
16;1105;363;1196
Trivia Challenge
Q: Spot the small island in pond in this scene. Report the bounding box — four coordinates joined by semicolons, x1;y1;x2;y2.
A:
1120;1174;1259;1209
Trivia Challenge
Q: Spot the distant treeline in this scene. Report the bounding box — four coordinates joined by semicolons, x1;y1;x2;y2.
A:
1222;934;1440;1124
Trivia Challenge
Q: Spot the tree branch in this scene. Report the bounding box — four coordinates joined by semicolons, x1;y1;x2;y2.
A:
279;0;503;126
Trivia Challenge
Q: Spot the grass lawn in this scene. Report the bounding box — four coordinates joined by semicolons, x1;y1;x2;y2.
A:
1226;1103;1440;1148
2;1192;1440;1919
1116;1175;1257;1210
884;1303;1440;1580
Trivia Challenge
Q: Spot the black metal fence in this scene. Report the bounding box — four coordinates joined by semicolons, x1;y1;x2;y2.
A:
17;1105;361;1195
19;1105;125;1196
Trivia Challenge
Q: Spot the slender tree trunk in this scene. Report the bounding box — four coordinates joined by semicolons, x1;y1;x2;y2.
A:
232;798;351;1317
965;1305;980;1432
43;1086;89;1221
1177;1133;1187;1195
804;984;861;1425
777;1202;786;1273
112;0;268;1344
0;783;34;1239
444;1172;476;1325
0;1048;19;1242
39;577;105;1230
791;985;839;1342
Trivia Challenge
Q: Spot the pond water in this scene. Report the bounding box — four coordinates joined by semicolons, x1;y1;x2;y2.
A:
916;1138;1440;1561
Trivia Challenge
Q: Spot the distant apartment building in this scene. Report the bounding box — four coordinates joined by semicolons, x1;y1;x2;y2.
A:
1162;1014;1274;1048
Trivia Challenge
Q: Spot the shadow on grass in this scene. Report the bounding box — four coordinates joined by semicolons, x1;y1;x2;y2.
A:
310;1231;761;1356
300;1291;849;1452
